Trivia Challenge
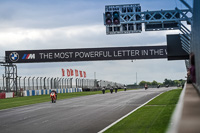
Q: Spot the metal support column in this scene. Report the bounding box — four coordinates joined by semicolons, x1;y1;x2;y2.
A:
191;0;200;91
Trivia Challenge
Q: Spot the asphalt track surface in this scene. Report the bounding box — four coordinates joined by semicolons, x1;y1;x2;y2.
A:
0;87;175;133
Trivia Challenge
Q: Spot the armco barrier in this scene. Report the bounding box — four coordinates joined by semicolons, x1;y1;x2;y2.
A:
23;88;82;97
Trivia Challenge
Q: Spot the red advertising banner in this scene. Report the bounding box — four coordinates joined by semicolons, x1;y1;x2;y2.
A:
67;69;70;77
62;69;86;78
83;71;86;78
70;69;74;76
79;71;83;77
75;69;79;77
62;69;65;76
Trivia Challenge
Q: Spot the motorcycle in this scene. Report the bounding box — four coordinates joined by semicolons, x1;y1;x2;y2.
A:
102;89;105;94
115;88;118;93
110;88;113;94
50;92;56;103
102;87;105;94
145;84;148;90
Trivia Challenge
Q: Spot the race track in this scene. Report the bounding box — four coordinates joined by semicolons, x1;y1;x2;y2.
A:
0;87;175;133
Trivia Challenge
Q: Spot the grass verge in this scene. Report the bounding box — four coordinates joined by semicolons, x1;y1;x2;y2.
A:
0;90;111;110
104;89;182;133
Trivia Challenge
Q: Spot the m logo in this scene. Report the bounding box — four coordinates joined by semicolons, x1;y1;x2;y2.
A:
22;54;35;59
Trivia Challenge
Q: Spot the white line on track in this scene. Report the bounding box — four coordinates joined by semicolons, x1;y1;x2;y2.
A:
98;91;165;133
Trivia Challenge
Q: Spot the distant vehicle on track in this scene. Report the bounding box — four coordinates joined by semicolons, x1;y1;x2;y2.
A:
102;87;105;94
145;84;148;90
124;86;127;91
114;86;118;93
110;87;113;94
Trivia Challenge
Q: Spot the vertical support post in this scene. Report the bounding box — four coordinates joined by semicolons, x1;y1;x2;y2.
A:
47;77;50;89
28;77;31;90
19;76;22;90
71;78;73;88
82;79;83;89
2;74;5;91
54;77;55;89
32;77;35;90
65;78;67;88
36;77;39;90
67;78;69;88
50;77;52;89
15;65;18;95
76;78;78;88
44;77;46;89
62;78;64;89
40;77;42;90
24;77;26;90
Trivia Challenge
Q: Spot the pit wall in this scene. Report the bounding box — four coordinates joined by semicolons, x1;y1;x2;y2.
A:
23;88;82;96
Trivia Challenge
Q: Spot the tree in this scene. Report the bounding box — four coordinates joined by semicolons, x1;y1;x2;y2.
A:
146;82;152;86
139;81;146;86
174;80;181;86
152;80;158;85
163;79;173;85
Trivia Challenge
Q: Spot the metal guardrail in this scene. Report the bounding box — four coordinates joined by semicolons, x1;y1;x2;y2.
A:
0;77;124;92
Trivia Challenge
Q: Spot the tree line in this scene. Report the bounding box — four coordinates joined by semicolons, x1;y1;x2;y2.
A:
138;79;185;86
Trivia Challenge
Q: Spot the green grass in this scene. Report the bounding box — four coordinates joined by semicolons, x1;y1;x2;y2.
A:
0;90;108;110
105;89;182;133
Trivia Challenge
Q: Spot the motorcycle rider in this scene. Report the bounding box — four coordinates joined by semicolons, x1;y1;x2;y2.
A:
50;90;57;100
110;87;113;94
145;84;148;90
102;87;105;94
114;86;118;93
124;86;127;91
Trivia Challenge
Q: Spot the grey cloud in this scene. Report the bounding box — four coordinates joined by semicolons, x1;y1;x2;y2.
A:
0;0;189;84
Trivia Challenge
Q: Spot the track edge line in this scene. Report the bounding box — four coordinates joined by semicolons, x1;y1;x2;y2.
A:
98;91;165;133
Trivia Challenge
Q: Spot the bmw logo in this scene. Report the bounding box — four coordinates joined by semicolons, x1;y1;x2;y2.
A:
9;52;19;62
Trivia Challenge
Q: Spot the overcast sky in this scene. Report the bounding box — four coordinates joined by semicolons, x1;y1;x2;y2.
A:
0;0;193;85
